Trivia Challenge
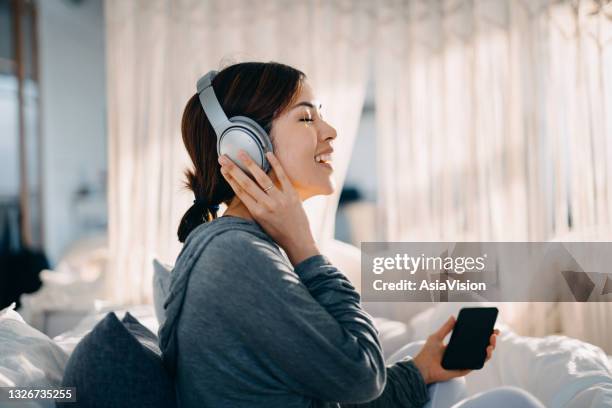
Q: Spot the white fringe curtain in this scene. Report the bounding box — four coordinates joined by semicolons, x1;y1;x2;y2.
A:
374;0;612;351
105;0;612;352
105;0;374;305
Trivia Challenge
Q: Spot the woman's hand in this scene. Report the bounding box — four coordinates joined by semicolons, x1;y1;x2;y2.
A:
218;150;320;266
412;316;499;385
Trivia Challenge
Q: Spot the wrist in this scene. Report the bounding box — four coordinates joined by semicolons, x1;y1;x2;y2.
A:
286;241;320;266
412;355;432;385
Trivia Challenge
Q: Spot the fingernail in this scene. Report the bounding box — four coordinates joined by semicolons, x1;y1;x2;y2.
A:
218;155;228;165
238;150;248;161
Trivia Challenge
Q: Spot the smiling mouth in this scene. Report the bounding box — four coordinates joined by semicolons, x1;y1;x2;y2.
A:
314;153;333;165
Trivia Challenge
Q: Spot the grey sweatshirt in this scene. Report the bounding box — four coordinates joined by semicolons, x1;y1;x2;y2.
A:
158;216;429;408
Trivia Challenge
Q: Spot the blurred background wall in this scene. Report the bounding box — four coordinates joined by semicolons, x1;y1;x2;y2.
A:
0;0;107;266
38;0;107;264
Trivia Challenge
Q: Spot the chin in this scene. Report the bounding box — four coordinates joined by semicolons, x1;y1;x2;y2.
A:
297;172;336;199
300;182;335;200
323;184;335;195
317;180;336;196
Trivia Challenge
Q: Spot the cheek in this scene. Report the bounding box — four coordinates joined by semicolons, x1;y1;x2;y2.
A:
271;126;317;178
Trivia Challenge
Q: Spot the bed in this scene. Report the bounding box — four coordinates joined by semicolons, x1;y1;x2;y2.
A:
2;237;611;407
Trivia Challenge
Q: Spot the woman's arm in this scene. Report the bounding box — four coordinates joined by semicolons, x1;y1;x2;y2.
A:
206;236;434;406
202;233;386;404
341;317;499;408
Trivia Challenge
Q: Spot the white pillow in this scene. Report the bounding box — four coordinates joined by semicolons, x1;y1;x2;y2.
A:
152;259;173;326
373;317;414;360
0;303;69;407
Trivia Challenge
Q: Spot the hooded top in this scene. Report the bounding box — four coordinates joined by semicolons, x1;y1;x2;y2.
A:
158;215;429;408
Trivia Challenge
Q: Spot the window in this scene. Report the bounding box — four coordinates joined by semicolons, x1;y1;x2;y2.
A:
0;0;41;249
334;71;379;246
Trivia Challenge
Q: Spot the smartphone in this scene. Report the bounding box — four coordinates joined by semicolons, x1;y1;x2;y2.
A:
441;307;498;370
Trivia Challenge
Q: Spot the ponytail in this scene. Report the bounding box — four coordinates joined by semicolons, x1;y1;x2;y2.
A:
177;200;221;243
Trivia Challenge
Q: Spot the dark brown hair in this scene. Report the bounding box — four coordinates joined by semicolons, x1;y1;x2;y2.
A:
177;62;305;243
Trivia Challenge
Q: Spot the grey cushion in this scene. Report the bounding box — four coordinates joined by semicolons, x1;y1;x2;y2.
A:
59;312;176;408
152;259;172;325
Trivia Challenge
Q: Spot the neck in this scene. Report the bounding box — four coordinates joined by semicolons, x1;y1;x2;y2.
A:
222;198;255;221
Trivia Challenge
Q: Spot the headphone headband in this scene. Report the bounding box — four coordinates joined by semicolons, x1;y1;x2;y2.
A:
197;70;231;137
195;69;273;174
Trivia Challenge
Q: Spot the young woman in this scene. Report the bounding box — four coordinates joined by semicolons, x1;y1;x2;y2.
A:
159;62;544;408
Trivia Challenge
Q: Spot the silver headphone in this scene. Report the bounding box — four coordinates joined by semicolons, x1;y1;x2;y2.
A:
196;70;273;175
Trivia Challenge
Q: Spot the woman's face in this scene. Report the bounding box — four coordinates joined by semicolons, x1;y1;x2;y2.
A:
269;81;337;200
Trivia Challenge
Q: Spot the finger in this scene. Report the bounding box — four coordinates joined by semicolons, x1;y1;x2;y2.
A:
237;150;280;200
220;169;258;208
486;345;494;361
490;333;497;349
434;316;456;340
266;152;293;191
220;155;274;208
220;168;260;211
494;329;500;336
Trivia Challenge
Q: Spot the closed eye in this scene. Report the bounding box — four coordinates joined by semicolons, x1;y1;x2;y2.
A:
299;108;314;123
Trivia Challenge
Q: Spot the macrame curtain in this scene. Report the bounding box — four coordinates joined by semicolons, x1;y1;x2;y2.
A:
376;0;611;242
105;0;612;351
105;0;374;304
374;0;612;350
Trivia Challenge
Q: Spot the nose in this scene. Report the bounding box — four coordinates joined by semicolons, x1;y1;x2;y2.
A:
321;120;337;142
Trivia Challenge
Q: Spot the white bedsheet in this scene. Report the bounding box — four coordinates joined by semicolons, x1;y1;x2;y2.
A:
0;304;69;408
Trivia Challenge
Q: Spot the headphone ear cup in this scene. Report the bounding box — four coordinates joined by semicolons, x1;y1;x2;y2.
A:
218;116;273;174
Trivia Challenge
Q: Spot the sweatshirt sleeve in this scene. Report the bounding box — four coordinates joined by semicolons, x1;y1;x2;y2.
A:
205;234;386;404
295;256;429;408
340;359;430;408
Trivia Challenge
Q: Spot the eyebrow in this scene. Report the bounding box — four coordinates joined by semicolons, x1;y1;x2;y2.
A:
290;101;322;111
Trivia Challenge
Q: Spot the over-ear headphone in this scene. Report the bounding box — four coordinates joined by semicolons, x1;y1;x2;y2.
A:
197;70;273;175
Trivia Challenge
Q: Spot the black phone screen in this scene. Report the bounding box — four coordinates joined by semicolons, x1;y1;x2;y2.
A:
441;307;498;370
